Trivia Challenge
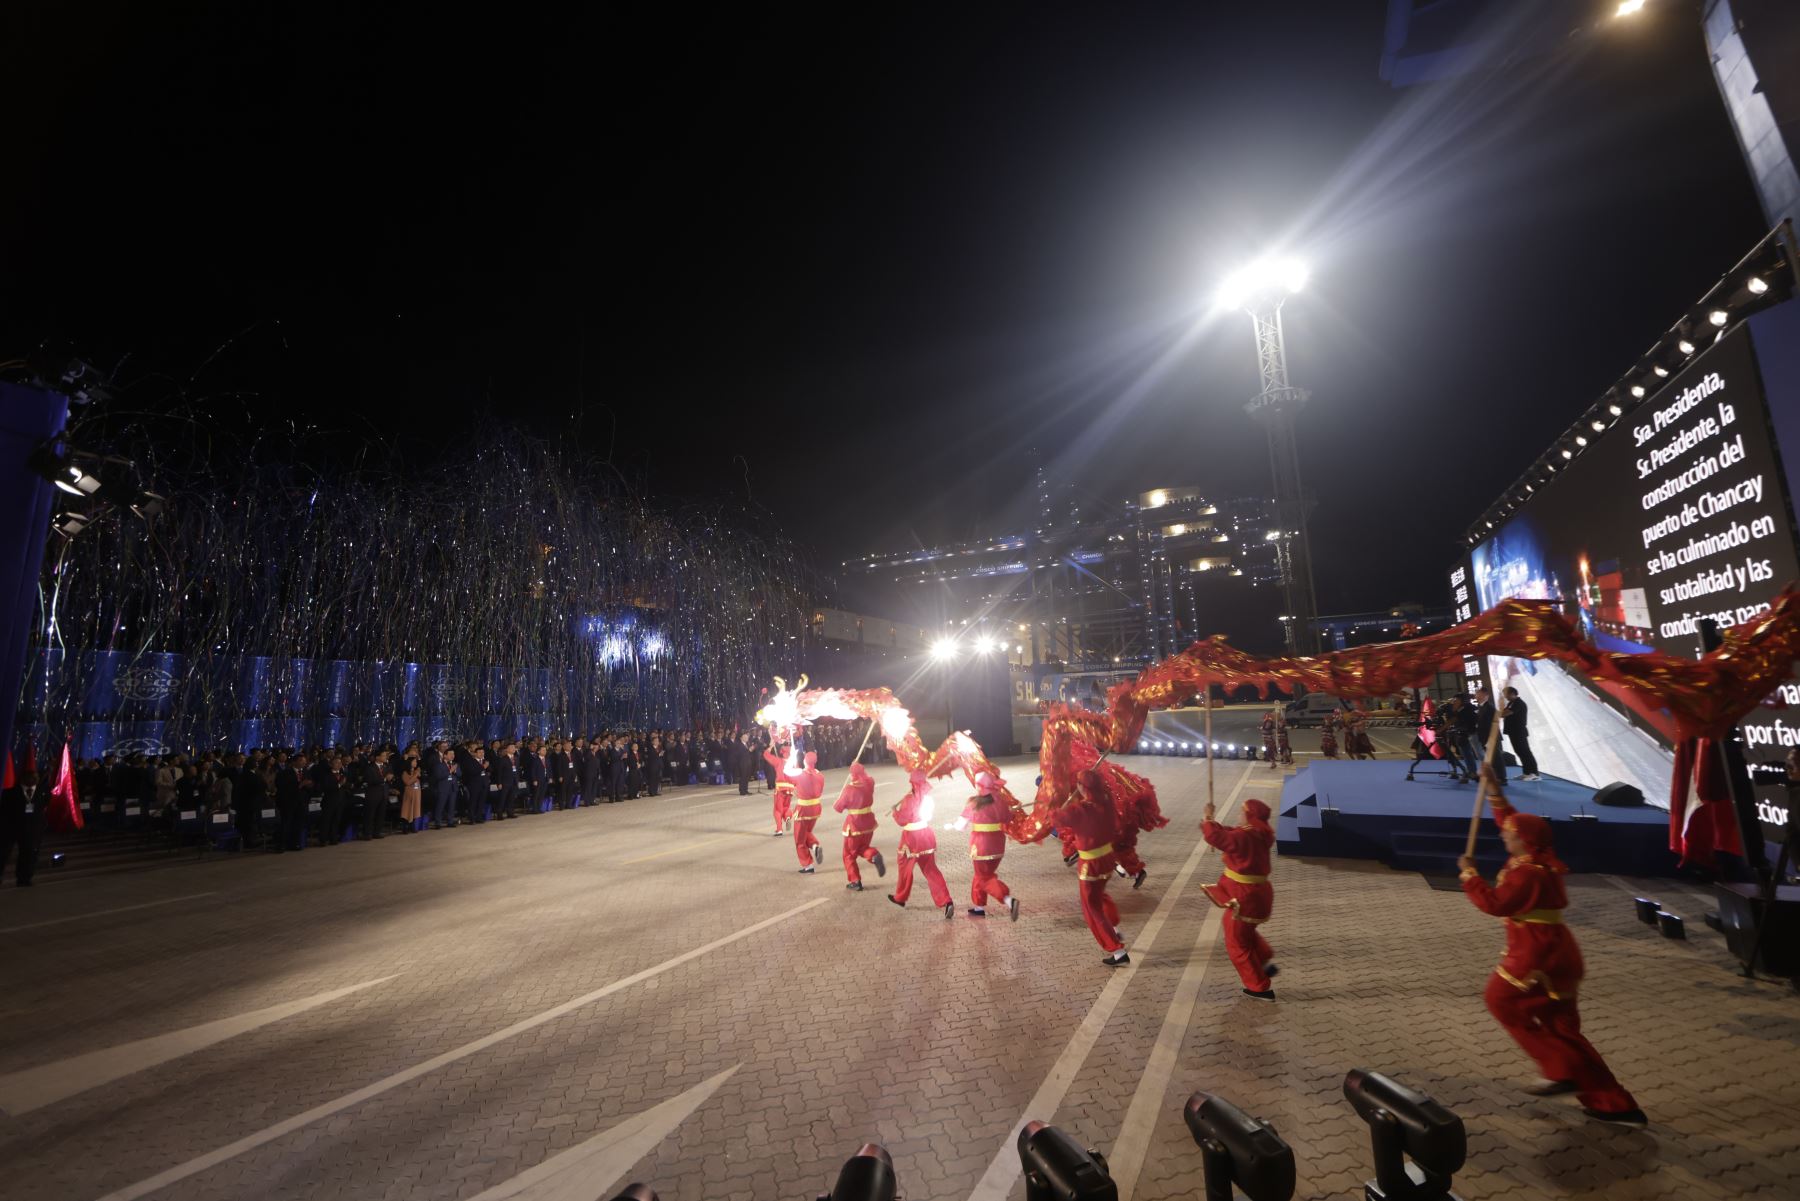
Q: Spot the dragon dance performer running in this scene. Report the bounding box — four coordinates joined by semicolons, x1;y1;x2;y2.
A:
1059;770;1129;966
763;744;795;837
1201;796;1278;1000
784;749;826;872
946;772;1019;920
1458;763;1646;1126
888;769;955;919
1059;766;1157;890
832;760;885;891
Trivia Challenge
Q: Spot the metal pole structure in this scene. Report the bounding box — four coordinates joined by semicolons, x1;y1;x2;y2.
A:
1243;299;1319;655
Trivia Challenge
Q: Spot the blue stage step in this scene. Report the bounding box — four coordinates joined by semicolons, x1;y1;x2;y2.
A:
1274;760;1676;876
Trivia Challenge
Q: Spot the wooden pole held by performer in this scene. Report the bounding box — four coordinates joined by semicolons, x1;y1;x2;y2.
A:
1205;689;1215;806
1463;718;1505;857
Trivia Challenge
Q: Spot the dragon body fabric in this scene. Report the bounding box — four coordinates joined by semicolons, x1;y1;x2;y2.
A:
759;590;1800;847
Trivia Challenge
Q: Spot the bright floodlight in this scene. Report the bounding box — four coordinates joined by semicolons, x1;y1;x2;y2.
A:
1616;0;1646;14
973;636;997;654
1708;309;1728;327
931;637;959;662
1747;276;1769;295
1630;384;1646;397
1217;256;1309;309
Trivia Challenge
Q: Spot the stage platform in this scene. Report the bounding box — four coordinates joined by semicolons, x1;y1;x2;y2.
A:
1274;759;1678;877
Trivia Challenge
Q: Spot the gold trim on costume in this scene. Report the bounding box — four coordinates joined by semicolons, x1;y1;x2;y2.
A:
1223;868;1268;885
901;821;929;831
969;822;1005;832
1509;908;1564;925
1077;843;1114;860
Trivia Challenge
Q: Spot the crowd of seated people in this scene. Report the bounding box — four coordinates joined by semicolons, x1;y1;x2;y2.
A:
64;720;890;851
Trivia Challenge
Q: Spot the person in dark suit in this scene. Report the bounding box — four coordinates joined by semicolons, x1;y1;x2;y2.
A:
1502;687;1540;780
492;741;520;819
608;738;628;802
315;755;347;844
233;753;266;849
359;750;391;839
0;765;47;886
424;741;453;828
732;734;753;795
1475;687;1506;783
521;739;546;814
550;740;574;809
646;737;663;797
274;752;306;852
575;737;597;807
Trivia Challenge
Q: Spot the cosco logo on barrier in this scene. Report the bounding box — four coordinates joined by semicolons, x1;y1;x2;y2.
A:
114;665;176;701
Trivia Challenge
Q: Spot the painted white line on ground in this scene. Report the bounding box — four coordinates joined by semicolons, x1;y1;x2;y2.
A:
0;975;396;1116
97;898;828;1201
964;765;1255;1201
0;892;218;935
469;1066;740;1201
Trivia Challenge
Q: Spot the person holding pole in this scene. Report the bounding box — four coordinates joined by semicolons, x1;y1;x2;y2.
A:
888;769;955;918
833;760;885;890
1201;796;1279;1000
1059;769;1129;966
1457;761;1646;1126
947;771;1019;920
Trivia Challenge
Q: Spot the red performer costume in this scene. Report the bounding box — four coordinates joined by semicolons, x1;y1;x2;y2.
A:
1458;767;1645;1125
1201;797;1278;998
833;761;885;890
888;770;954;918
786;750;825;871
763;746;795;834
1261;712;1279;769
1058;770;1128;965
1276;716;1293;765
950;772;1018;920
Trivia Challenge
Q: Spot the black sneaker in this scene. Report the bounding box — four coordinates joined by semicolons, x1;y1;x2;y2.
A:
798;866;815;874
812;843;823;866
1103;951;1131;967
1008;897;1020;922
1242;988;1276;1001
771;830;785;837
1133;869;1148;890
847;882;863;892
887;894;905;908
1583;1107;1648;1128
1064;852;1079;867
1114;863;1128;879
872;850;886;878
943;901;956;920
967;907;987;917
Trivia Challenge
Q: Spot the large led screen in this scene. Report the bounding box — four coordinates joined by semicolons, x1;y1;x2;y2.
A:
1465;313;1800;846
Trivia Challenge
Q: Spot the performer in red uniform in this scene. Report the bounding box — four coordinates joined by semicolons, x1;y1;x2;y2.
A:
763;744;794;836
1458;764;1645;1125
1261;711;1279;770
948;772;1019;920
833;761;885;890
1201;796;1278;999
785;749;826;871
1059;770;1128;965
888;770;954;918
1276;713;1293;765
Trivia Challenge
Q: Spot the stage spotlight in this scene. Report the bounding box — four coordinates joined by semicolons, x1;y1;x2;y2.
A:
1017;1121;1117;1201
1677;338;1696;355
52;510;92;539
974;636;997;654
1218;257;1309;310
1708;309;1729;327
1343;1069;1466;1201
1653;365;1669;377
1606;403;1622;416
1574;435;1588;447
1617;0;1646;16
1184;1091;1297;1201
931;638;959;662
1591;418;1608;429
1560;449;1573;460
821;1142;897;1201
611;1186;658;1201
1748;275;1769;295
1630;384;1646;398
1525;484;1535;493
28;443;99;497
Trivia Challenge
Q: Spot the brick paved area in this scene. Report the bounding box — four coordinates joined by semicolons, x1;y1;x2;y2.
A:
0;755;1794;1200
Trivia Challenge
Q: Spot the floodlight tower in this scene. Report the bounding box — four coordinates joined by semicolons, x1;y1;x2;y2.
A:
1220;257;1319;655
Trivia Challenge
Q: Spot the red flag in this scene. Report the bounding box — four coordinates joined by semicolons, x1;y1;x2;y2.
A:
48;740;84;834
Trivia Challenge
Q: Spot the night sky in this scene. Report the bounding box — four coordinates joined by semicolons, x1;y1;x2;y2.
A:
0;1;1769;616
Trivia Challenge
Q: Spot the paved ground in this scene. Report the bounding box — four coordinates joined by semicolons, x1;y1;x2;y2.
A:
1;753;1795;1201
